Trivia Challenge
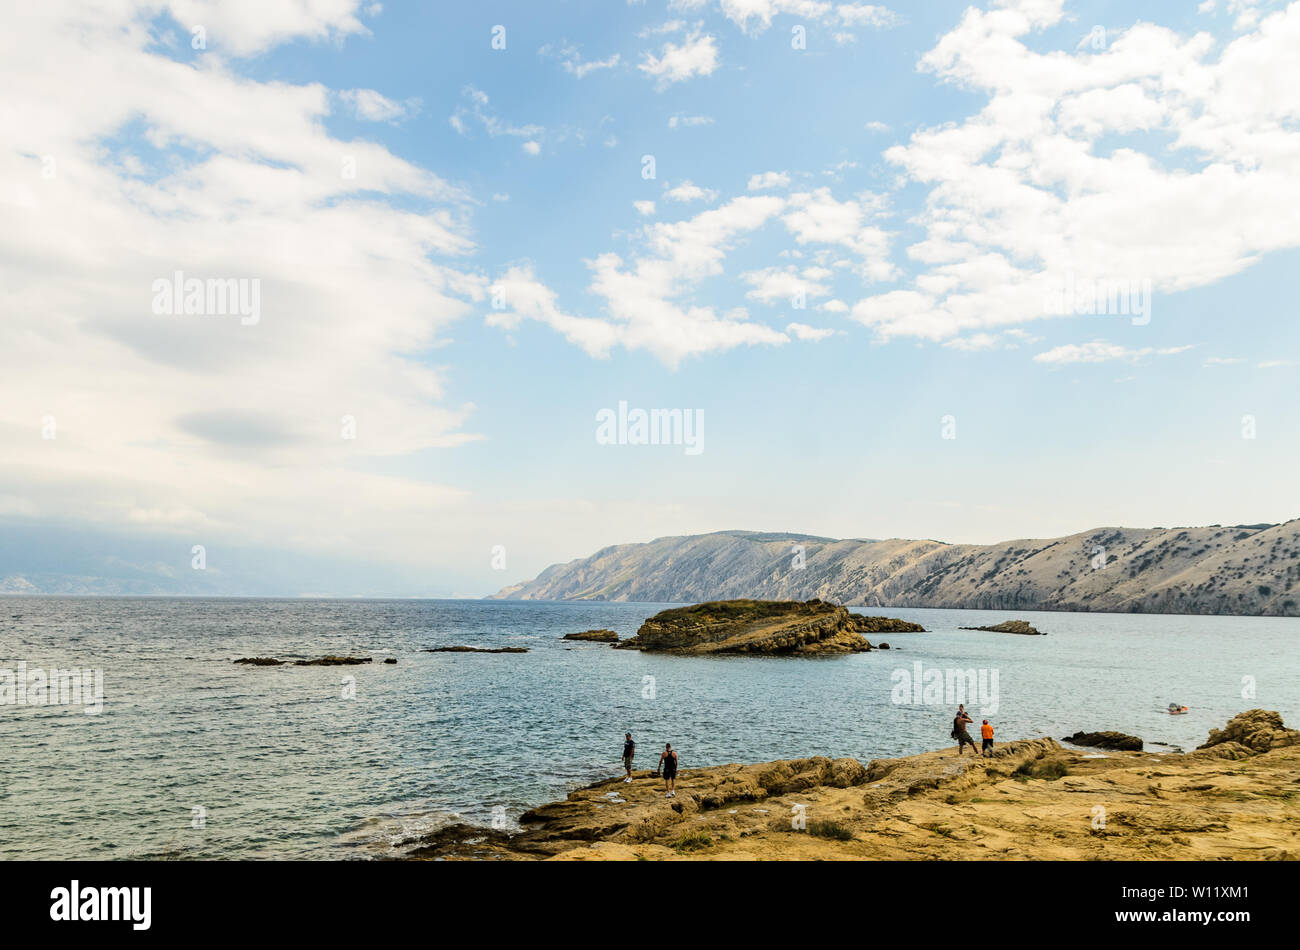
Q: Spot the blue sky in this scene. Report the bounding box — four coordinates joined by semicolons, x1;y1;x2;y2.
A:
1;0;1297;596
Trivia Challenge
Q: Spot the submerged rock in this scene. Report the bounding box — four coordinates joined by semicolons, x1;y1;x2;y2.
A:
1063;730;1143;751
236;655;377;666
959;620;1042;635
611;599;921;656
562;629;620;643
425;646;529;654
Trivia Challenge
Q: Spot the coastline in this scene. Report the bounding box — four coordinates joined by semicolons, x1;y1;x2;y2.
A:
395;711;1300;861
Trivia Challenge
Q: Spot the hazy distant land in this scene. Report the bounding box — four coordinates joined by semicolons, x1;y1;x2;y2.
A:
491;522;1300;617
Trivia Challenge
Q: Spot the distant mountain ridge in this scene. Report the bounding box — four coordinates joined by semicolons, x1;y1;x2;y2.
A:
490;522;1300;617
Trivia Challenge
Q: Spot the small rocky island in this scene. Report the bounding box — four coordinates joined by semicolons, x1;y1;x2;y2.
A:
562;629;620;643
959;620;1042;635
611;599;924;656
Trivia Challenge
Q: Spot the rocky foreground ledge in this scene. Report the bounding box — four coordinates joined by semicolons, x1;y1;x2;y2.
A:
611;599;924;655
396;710;1300;861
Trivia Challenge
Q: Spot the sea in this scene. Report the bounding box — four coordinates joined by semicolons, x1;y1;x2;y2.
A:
2;597;1296;859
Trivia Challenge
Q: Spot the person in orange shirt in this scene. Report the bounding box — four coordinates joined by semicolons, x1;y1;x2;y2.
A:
980;719;995;757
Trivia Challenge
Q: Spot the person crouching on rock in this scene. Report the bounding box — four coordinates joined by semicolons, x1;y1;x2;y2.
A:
980;719;994;757
952;706;978;757
623;733;635;783
658;743;678;797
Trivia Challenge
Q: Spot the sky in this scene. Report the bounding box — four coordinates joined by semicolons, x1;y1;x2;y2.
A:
1;0;1298;597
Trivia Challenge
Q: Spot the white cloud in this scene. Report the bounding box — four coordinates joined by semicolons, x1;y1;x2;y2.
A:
522;140;541;156
638;27;720;86
943;332;1000;351
742;266;832;304
942;328;1039;351
162;0;372;56
668;113;715;128
449;86;544;142
864;120;891;133
339;88;417;123
783;187;895;280
718;1;899;34
786;322;837;341
664;180;719;202
747;170;791;190
633;200;657;216
1033;340;1193;364
487;265;622;358
542;43;622;78
836;4;899;27
489;196;792;366
639;19;688;36
0;0;493;573
849;0;1300;342
568;52;620;77
496;174;907;364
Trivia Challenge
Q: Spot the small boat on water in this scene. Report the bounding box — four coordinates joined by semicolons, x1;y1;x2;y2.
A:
1166;703;1189;715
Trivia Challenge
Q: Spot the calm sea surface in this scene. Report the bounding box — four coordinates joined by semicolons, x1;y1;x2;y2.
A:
2;597;1297;859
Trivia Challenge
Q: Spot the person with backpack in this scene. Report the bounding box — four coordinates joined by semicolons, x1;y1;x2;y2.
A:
951;705;978;757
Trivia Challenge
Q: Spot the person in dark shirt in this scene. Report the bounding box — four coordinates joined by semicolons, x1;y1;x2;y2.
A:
622;733;635;783
658;743;678;797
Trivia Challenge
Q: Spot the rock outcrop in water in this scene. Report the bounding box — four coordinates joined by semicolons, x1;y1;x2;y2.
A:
1063;730;1143;751
490;522;1300;617
234;655;372;666
960;620;1042;635
396;710;1300;861
425;646;529;654
610;599;922;655
562;629;619;642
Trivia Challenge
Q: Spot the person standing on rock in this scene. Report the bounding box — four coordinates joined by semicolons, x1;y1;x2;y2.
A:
658;743;678;797
952;706;978;757
622;733;636;783
980;719;994;757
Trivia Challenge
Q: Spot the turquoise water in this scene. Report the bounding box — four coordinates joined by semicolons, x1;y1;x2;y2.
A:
1;597;1296;859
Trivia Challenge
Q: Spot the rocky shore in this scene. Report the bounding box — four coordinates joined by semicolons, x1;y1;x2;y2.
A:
611;599;924;655
395;710;1300;861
